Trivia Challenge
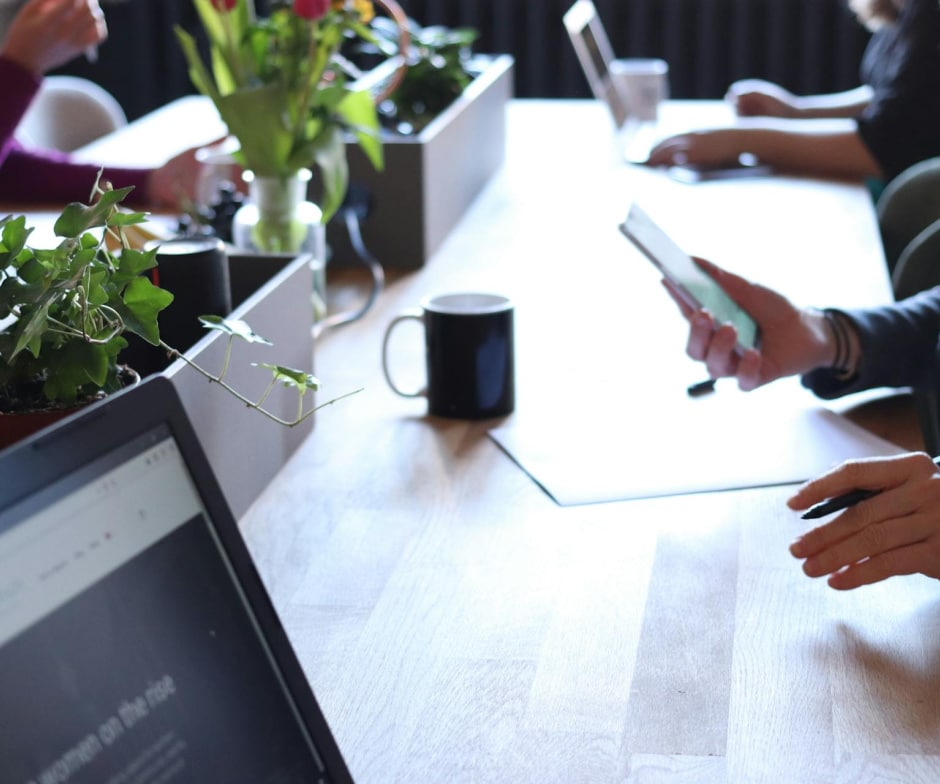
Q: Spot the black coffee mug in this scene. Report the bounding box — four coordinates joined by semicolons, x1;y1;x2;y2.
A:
382;293;515;419
124;237;232;377
147;236;232;352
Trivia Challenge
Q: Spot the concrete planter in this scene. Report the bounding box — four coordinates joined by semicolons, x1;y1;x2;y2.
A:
164;253;315;519
328;54;515;269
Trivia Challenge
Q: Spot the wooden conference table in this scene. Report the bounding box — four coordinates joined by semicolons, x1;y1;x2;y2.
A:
76;98;940;782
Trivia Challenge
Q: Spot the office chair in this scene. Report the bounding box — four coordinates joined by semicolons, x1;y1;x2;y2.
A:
890;218;940;455
877;157;940;277
15;75;127;153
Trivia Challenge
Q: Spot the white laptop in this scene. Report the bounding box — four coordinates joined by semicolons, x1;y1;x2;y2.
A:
563;0;629;128
563;0;663;162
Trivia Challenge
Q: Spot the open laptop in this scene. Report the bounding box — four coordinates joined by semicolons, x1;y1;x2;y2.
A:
564;0;629;128
564;1;774;179
0;375;354;783
564;0;660;162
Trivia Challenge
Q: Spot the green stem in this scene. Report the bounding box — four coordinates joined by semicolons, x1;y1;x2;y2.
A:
158;340;362;427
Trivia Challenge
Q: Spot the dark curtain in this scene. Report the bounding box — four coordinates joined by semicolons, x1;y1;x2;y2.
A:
396;0;872;99
53;0;873;119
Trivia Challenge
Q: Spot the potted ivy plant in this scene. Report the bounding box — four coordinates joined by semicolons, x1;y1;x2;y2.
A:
0;177;337;450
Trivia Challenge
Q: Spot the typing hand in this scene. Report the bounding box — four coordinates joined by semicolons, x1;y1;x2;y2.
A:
726;79;799;118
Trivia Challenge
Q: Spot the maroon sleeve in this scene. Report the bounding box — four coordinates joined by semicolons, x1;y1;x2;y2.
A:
0;55;41;169
0;55;153;205
0;145;152;205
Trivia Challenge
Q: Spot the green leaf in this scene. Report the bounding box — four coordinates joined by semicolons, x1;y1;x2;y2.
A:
175;26;225;103
253;362;320;393
111;247;159;287
113;277;174;346
11;300;52;360
108;210;150;228
0;215;31;260
309;125;348;223
337;88;384;172
199;315;272;345
53;187;135;237
215;83;296;175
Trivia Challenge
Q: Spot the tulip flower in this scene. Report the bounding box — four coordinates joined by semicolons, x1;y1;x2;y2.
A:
293;0;329;19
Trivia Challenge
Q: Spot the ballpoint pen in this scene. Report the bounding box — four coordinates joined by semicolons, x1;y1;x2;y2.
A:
801;455;940;520
686;378;716;397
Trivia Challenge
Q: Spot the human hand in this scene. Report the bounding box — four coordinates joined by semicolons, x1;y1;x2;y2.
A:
662;257;834;391
788;453;940;589
726;79;799;118
645;129;744;168
1;0;107;75
147;139;243;210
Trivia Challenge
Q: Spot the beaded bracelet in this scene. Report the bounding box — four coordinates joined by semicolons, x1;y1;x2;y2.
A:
822;308;855;378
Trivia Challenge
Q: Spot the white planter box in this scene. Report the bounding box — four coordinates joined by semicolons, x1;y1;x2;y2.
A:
164;253;315;519
328;54;515;269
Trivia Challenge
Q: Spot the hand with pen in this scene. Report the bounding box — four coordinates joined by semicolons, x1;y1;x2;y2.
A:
1;0;107;76
787;453;940;589
664;257;940;589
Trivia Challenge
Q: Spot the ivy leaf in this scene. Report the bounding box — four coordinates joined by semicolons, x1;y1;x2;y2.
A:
111;247;159;287
0;215;31;262
113;277;174;345
53;187;135;238
253;362;320;393
11;299;53;360
199;315;273;345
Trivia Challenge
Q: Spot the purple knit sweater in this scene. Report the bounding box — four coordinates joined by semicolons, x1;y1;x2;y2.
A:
0;55;151;205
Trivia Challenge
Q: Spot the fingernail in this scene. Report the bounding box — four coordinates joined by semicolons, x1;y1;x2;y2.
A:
802;559;822;578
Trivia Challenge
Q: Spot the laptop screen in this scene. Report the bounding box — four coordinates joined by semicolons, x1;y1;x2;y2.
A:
0;419;334;783
564;0;629;127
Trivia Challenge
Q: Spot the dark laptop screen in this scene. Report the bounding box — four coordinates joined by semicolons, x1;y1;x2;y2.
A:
0;423;331;784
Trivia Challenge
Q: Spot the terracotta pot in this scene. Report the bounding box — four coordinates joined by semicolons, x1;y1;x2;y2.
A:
0;367;140;451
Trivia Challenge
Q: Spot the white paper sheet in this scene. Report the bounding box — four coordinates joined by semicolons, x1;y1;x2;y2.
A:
488;378;907;506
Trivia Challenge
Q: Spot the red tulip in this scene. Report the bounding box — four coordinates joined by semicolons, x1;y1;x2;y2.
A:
211;0;238;10
293;0;330;19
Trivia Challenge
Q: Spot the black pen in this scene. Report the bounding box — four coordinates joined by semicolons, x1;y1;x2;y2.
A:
686;378;716;397
801;455;940;520
800;488;880;520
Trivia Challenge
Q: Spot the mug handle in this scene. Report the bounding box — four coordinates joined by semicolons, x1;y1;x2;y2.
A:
382;310;426;398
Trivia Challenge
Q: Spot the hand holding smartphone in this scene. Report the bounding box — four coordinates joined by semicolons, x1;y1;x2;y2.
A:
619;202;760;352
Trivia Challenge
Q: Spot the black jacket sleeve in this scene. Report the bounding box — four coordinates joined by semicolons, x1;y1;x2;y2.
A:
802;286;940;398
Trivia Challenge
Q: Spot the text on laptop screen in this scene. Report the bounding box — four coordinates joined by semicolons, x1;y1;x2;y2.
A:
0;426;332;784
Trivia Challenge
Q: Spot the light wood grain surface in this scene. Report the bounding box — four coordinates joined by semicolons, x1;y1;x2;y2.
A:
85;99;940;782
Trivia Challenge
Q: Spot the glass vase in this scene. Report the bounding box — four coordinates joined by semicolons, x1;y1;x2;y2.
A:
232;168;328;320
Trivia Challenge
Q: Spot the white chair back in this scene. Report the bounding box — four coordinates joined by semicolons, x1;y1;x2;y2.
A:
15;75;127;152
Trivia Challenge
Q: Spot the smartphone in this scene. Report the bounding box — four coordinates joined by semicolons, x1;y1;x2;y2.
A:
619;202;760;352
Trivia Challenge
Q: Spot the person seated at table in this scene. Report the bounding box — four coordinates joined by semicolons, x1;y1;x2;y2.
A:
0;0;200;208
664;256;940;591
645;0;940;185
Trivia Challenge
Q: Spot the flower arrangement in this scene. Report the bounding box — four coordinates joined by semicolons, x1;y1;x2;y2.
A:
175;0;385;223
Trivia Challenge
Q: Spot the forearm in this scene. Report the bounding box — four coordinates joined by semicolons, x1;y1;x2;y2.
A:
730;123;883;179
0;147;152;206
791;86;874;119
